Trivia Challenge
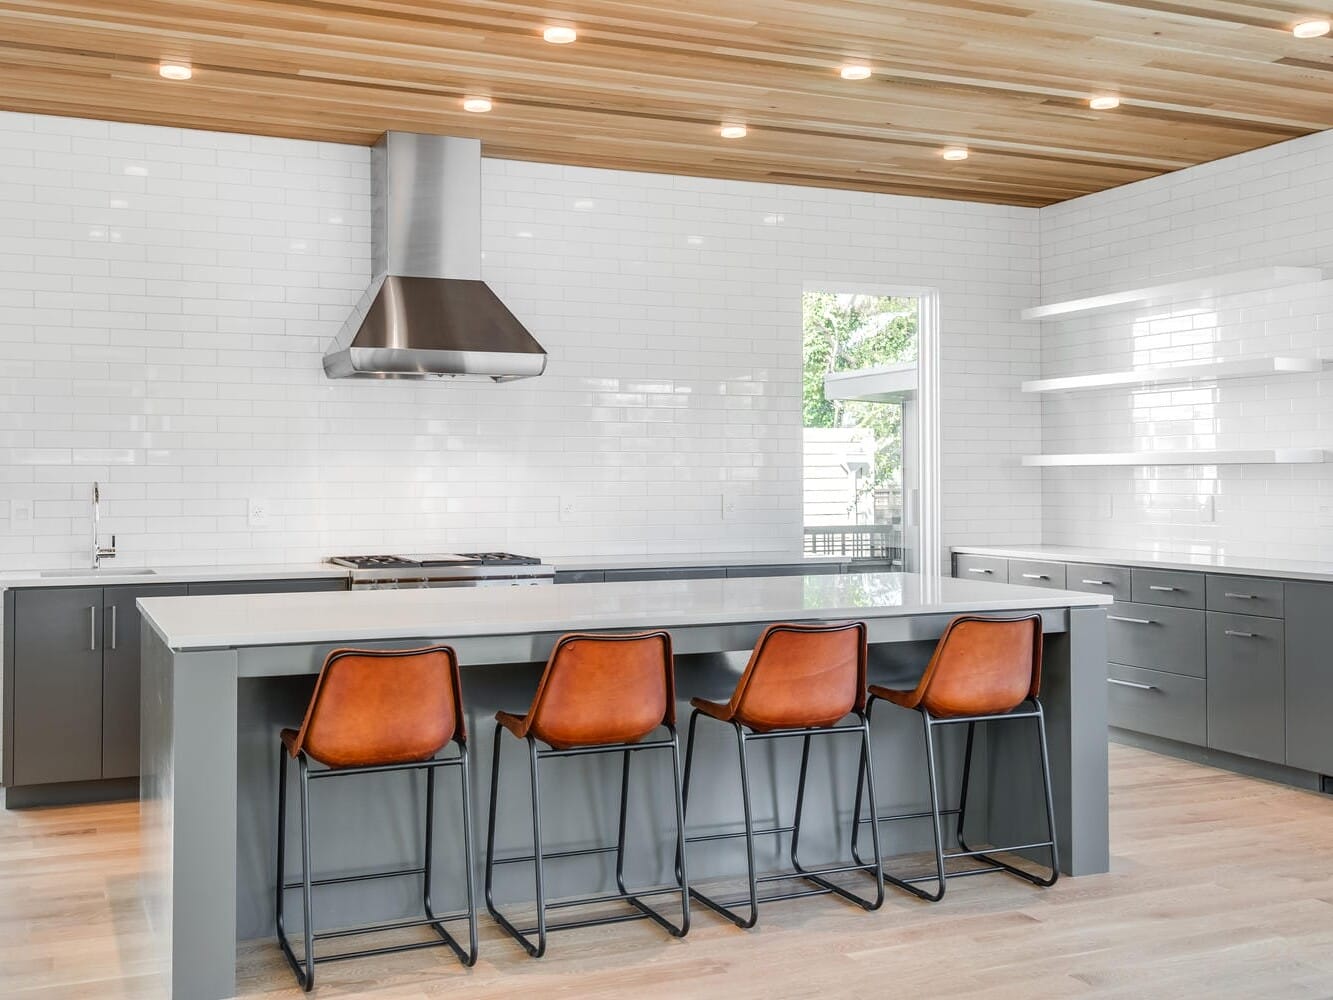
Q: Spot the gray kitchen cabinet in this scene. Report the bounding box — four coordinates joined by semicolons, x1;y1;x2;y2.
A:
11;587;106;786
1131;568;1204;609
954;554;1007;583
553;570;605;584
1065;564;1131;602
101;583;187;779
1106;601;1206;678
1008;559;1067;590
1107;663;1206;746
601;567;726;583
727;563;841;578
1206;611;1285;764
1206;574;1283;618
1284;581;1333;775
186;578;347;596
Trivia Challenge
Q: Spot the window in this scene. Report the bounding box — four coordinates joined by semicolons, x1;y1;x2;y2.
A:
802;288;939;575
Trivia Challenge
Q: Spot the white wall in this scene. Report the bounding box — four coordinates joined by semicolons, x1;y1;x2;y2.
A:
0;112;1041;569
1038;130;1333;561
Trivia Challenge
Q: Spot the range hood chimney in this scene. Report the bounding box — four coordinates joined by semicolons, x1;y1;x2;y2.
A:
323;133;547;381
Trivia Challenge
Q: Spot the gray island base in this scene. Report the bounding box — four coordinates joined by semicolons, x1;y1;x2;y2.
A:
137;572;1111;1000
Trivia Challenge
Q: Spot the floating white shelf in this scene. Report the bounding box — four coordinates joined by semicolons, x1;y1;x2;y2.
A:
1021;266;1326;321
1022;449;1327;468
1021;356;1324;394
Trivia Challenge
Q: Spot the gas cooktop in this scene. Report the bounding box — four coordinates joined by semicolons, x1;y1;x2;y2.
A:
329;552;543;569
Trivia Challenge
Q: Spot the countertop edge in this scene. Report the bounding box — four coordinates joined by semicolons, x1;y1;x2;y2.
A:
952;544;1333;583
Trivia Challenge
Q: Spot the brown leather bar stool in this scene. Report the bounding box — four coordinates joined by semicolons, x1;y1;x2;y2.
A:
852;614;1059;901
680;621;884;928
484;630;689;957
275;645;478;991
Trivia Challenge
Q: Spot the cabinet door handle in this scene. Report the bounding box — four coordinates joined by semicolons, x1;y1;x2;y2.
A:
1081;579;1108;586
1148;585;1178;592
1108;677;1157;691
967;568;993;575
1021;573;1049;580
1223;592;1256;600
1108;615;1154;625
110;604;118;651
89;605;97;651
1224;629;1257;638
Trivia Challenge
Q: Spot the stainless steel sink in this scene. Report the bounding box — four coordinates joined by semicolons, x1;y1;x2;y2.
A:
39;568;158;577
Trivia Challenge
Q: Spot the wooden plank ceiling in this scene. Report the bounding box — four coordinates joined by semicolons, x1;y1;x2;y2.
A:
0;1;1331;206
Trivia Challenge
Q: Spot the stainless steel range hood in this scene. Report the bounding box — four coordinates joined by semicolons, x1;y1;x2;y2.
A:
324;133;547;381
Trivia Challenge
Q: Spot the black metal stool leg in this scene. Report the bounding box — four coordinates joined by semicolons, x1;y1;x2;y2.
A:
668;725;692;935
1035;701;1061;885
676;709;701;886
298;754;316;990
879;710;948;902
484;727;549;958
956;721;977;851
419;762;475;965
685;720;760;929
789;720;885;911
850;699;875;867
614;748;633;898
456;740;481;965
275;742;311;990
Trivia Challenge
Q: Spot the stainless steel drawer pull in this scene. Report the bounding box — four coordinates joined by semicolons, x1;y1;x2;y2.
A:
89;605;97;651
1148;585;1178;592
1021;573;1049;580
1108;615;1154;625
1081;579;1108;586
1223;592;1256;600
1108;678;1157;691
110;605;118;651
967;568;993;575
1224;629;1257;638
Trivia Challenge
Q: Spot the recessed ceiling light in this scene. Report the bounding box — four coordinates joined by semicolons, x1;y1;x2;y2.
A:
1293;18;1331;37
941;146;969;161
686;235;704;245
462;96;492;113
1089;95;1121;110
543;25;578;43
762;213;785;225
158;63;193;81
720;123;747;139
840;64;873;80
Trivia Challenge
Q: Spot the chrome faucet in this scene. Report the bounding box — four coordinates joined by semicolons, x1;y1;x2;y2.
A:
92;481;116;570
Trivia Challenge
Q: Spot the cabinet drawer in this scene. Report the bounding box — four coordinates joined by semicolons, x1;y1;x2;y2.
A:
1066;564;1131;602
602;567;725;582
1107;663;1206;746
1131;568;1205;609
1009;559;1066;590
554;570;604;584
1206;575;1283;618
954;554;1007;583
1106;601;1205;677
1206;611;1285;764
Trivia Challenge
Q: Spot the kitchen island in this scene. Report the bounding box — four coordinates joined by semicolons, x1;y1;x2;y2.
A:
138;572;1111;1000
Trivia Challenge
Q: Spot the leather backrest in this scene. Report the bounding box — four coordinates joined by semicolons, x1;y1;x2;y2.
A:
294;645;464;768
919;615;1042;717
732;622;867;731
528;631;674;749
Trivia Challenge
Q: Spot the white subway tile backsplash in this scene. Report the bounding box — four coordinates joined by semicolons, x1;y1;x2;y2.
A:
0;112;1040;568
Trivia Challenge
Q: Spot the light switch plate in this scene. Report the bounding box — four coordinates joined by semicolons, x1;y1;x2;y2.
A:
247;497;271;528
720;493;739;520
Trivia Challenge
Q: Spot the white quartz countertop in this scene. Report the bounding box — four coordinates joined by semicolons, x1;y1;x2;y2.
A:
953;543;1333;583
550;551;851;571
0;562;347;590
139;572;1110;651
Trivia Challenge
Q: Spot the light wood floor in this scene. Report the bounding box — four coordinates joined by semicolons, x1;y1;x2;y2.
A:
5;743;1333;999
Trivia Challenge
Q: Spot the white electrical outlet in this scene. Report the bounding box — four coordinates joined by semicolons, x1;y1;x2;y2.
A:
720;493;739;520
1200;496;1216;524
558;496;579;523
247;497;271;528
10;499;33;531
